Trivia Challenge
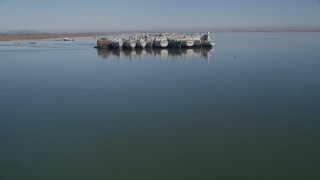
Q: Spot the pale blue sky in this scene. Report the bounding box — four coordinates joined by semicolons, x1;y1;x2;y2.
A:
0;0;320;32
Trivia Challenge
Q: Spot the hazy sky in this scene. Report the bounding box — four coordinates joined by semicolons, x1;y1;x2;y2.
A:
1;0;320;32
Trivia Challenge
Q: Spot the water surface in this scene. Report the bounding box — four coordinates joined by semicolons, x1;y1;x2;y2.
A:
1;33;320;179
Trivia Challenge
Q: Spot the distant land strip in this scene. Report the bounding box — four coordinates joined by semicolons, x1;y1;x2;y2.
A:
0;33;108;41
1;29;319;41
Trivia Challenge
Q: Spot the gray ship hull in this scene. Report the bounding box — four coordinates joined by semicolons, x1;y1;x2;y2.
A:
201;41;215;48
146;41;153;48
136;41;146;48
193;40;202;48
110;41;123;49
123;41;136;49
168;40;181;48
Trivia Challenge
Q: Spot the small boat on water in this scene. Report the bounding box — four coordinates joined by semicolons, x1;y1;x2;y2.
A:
30;42;36;45
63;38;74;41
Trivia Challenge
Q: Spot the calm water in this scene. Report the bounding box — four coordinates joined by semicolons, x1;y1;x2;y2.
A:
1;33;320;179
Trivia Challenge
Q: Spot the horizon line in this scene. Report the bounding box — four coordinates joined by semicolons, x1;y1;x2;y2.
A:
1;28;320;35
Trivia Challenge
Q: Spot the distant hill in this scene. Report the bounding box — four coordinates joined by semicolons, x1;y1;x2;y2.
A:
0;30;48;35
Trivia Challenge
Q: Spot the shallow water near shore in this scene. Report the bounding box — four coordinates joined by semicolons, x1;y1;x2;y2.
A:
1;32;320;179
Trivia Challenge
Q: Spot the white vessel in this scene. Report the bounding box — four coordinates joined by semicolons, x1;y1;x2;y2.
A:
192;35;202;47
123;36;136;49
145;35;154;48
201;32;215;47
136;36;147;48
63;38;74;41
110;38;123;49
181;36;194;48
153;35;168;48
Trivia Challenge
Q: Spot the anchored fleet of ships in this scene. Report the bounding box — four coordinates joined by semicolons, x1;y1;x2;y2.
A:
96;32;215;49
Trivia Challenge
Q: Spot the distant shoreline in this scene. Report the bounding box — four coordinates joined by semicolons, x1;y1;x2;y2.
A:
1;30;319;41
0;33;108;41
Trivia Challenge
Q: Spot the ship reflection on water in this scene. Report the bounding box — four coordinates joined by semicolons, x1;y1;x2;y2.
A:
97;48;215;63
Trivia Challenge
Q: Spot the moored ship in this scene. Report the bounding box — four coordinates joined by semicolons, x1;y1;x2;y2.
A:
192;35;202;48
146;40;153;48
123;36;136;49
201;32;215;47
136;36;147;48
95;37;111;49
110;37;123;49
168;38;182;48
145;35;154;48
95;31;215;49
153;35;168;48
181;38;194;48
